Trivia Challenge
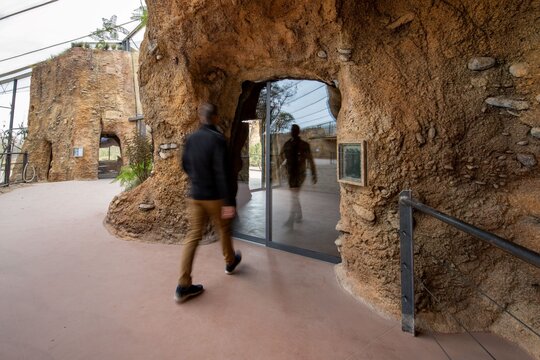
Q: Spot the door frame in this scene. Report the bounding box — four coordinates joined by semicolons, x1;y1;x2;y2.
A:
235;81;341;264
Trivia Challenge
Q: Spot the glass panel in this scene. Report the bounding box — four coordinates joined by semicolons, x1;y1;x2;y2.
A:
270;80;340;257
232;85;267;241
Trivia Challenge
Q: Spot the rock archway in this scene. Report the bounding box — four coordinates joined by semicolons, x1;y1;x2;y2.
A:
98;134;123;179
105;1;539;355
24;48;138;181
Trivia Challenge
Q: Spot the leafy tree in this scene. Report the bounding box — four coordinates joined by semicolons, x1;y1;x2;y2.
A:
253;81;297;184
131;6;148;27
272;112;295;134
256;81;297;133
249;142;262;168
1;122;27;154
90;15;130;43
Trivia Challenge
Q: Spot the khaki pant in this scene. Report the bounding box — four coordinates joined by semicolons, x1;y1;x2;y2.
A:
178;199;235;287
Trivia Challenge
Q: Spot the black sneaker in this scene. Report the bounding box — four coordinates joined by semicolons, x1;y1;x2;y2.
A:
174;284;204;303
225;251;242;274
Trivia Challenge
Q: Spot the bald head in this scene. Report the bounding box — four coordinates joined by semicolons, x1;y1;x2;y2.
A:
291;124;300;138
198;102;218;125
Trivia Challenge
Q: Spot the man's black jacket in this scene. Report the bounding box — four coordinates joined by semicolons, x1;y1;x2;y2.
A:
182;124;235;206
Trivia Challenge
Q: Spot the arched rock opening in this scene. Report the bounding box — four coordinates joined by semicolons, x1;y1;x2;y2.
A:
98;134;123;179
105;1;540;356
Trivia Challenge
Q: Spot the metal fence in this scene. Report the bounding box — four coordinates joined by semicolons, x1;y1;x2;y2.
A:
0;151;31;186
399;190;540;357
305;120;336;137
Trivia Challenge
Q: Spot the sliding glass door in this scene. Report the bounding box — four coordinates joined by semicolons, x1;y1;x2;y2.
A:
233;80;340;263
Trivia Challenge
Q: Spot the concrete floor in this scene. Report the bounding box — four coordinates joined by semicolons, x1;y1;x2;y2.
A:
235;187;340;256
236;159;341;257
0;180;532;360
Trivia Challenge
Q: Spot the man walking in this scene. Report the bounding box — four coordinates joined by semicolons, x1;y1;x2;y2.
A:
280;124;317;228
176;103;242;303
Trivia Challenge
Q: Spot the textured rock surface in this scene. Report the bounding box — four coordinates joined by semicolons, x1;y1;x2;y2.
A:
22;48;137;181
105;0;540;356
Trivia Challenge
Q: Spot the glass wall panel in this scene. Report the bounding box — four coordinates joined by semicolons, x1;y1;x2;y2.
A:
232;85;267;241
270;80;340;257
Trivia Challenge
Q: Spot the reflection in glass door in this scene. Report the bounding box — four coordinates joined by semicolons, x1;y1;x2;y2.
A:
232;83;268;242
269;80;340;259
233;80;341;262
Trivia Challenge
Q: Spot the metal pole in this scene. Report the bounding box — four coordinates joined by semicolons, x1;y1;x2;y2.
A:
4;78;17;185
22;151;28;182
265;82;272;245
401;197;540;269
0;0;59;21
399;189;415;335
122;39;130;52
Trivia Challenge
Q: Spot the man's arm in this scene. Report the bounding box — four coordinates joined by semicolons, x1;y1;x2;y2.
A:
279;141;287;166
182;137;191;175
306;143;317;184
213;138;236;209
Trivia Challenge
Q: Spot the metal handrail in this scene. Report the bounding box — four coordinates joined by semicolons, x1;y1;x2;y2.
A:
398;189;540;336
0;151;28;156
401;196;540;268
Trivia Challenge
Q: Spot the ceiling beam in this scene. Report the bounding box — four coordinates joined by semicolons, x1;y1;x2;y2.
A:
0;0;59;21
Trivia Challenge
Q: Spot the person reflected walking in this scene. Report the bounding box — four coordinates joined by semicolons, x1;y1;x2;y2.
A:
280;124;317;228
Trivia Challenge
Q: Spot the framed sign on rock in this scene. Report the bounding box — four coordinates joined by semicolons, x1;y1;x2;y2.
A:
338;141;367;186
72;147;84;158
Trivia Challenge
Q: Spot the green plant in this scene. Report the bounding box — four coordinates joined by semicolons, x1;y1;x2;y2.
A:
131;6;148;27
91;15;129;43
113;130;153;191
114;165;138;190
95;41;108;50
249;143;262;168
114;161;151;191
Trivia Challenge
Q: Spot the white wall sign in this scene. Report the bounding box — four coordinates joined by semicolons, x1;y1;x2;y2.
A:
73;147;84;158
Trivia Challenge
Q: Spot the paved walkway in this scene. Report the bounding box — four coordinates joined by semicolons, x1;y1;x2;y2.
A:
0;181;532;360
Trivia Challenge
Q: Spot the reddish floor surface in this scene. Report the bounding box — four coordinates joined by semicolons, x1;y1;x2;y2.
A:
0;180;532;360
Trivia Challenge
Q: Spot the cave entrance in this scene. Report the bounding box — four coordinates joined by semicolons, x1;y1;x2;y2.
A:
231;79;341;262
98;134;122;179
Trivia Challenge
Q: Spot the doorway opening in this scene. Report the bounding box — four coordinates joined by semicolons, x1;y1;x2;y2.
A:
231;79;341;262
98;134;122;179
44;140;53;181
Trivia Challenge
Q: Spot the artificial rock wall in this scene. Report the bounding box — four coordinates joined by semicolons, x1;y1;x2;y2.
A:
105;0;540;356
24;48;137;181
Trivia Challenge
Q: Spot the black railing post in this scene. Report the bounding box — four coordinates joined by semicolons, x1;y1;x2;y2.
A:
399;190;415;335
4;78;18;186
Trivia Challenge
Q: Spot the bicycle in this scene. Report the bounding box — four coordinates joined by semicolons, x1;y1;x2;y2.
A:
22;161;36;183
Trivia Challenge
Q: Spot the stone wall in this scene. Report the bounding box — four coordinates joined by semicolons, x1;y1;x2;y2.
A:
23;48;138;181
105;0;539;356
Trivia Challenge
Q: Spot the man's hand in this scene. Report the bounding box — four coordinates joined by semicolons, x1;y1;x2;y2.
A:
222;206;236;219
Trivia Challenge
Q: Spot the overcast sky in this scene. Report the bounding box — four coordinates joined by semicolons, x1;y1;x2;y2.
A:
0;1;335;131
0;0;144;129
0;0;144;75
